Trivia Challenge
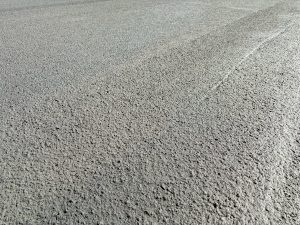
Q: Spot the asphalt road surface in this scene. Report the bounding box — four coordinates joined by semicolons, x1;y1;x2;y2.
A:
1;0;300;224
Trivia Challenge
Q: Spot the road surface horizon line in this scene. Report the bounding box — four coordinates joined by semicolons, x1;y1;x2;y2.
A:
0;0;110;13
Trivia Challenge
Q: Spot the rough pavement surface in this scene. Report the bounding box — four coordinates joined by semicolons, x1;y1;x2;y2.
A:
1;0;300;224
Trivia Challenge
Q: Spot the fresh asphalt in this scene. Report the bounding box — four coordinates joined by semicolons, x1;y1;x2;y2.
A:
1;0;300;224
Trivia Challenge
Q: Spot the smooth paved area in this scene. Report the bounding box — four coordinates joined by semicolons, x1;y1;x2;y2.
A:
1;0;300;224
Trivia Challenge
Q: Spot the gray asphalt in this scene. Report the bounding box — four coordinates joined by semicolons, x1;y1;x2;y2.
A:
1;0;300;224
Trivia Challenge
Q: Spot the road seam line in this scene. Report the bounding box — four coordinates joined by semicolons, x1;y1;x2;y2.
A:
201;22;292;102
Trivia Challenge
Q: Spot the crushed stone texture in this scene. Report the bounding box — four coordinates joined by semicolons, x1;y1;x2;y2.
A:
1;0;300;224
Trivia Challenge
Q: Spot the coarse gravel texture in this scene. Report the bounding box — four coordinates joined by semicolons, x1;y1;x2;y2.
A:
1;0;300;224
